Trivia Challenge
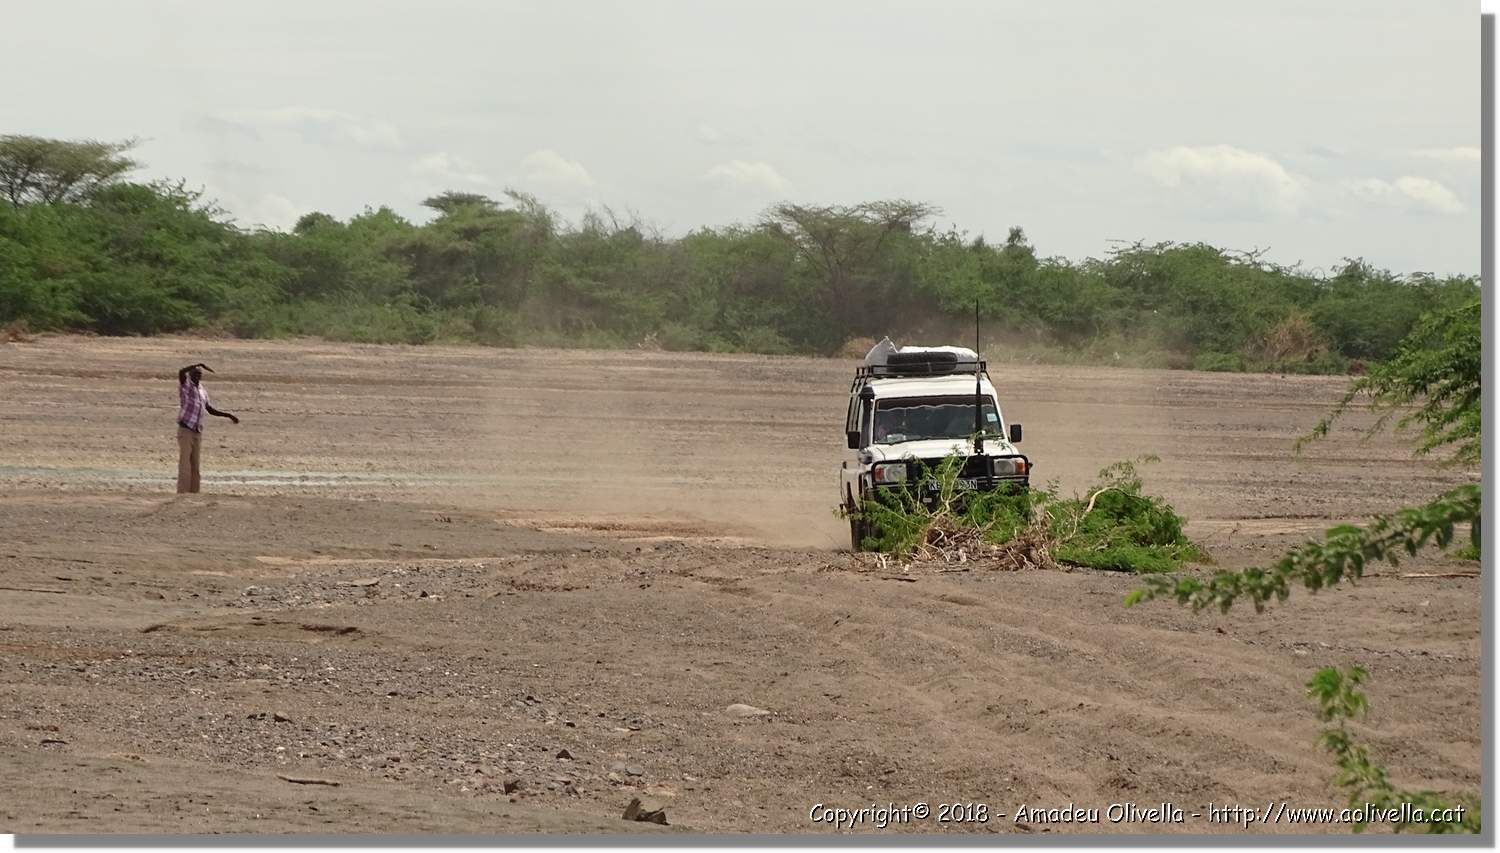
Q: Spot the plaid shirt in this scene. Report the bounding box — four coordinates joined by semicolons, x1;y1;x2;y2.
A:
178;380;209;432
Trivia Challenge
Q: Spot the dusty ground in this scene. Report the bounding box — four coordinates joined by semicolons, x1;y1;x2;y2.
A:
0;335;1481;835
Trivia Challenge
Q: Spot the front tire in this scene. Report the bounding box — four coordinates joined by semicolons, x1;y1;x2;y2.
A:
846;493;867;552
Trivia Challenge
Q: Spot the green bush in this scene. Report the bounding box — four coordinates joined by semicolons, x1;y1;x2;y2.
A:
468;305;520;347
657;321;706;352
1193;351;1244;372
736;325;796;355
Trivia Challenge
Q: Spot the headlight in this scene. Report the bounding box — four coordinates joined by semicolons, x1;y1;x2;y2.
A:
993;458;1028;476
872;462;908;484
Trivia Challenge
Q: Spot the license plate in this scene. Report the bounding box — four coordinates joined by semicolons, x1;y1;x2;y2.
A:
924;478;978;491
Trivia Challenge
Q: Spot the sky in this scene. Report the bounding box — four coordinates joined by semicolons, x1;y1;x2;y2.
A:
3;0;1482;275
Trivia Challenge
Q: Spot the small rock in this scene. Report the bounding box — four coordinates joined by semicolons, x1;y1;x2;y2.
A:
622;797;668;825
555;748;574;760
724;703;770;718
502;778;522;794
607;772;623;784
273;712;293;723
624;764;644;777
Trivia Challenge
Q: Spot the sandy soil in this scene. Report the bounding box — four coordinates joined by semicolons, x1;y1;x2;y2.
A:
0;335;1480;835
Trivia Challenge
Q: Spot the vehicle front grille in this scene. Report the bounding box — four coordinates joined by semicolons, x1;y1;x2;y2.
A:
913;456;993;480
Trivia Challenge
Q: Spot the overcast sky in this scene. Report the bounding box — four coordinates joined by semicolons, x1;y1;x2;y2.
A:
4;0;1481;274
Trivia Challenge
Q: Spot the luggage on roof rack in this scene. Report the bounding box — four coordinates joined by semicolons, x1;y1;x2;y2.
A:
856;353;986;378
858;340;984;377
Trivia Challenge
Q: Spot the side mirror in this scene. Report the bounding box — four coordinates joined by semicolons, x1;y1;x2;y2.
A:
1009;423;1023;443
847;431;861;450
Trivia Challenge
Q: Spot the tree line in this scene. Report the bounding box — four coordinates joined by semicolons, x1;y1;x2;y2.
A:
0;135;1478;372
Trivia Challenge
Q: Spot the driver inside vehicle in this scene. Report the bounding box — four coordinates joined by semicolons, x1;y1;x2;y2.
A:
873;408;906;443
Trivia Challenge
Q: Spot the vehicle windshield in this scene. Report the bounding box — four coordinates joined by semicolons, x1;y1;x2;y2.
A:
872;395;1002;444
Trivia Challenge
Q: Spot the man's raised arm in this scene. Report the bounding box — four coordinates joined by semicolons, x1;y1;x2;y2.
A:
178;363;213;383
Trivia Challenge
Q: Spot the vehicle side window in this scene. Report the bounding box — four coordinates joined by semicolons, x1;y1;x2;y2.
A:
846;394;858;434
860;401;873;447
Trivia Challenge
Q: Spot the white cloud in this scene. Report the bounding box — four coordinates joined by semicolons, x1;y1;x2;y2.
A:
248;193;302;230
1346;176;1465;215
696;124;723;144
216;107;404;151
212;190;301;231
411;151;491;186
1411;146;1480;165
1137;144;1309;218
704;160;791;194
519;149;594;188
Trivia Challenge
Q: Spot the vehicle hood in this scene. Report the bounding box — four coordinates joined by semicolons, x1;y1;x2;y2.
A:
866;438;1020;461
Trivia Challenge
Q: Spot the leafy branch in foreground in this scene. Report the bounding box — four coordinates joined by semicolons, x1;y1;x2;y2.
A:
1296;300;1480;466
1307;666;1479;833
1128;299;1481;832
1125;485;1478;613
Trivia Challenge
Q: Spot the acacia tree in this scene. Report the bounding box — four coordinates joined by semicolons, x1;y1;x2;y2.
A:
400;189;556;311
0;135;138;206
762;199;937;349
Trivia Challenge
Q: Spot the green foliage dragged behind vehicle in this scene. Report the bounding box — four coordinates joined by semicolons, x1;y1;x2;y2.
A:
849;454;1205;573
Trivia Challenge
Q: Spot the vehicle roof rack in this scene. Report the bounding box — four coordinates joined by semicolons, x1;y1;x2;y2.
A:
856;358;988;379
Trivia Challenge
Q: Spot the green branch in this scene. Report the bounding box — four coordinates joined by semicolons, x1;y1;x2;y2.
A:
1307;666;1480;833
1125;485;1479;613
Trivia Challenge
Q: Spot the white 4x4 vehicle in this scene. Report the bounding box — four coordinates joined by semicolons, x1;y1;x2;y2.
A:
839;339;1029;551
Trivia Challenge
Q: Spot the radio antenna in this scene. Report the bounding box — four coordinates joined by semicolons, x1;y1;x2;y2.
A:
973;299;984;455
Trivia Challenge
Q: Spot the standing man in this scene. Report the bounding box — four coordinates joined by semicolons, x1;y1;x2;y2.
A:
177;362;239;494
